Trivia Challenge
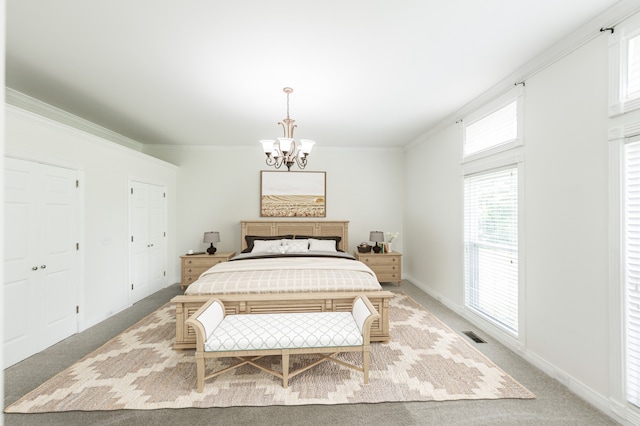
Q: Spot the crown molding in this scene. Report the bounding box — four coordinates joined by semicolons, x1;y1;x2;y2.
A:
406;0;640;151
5;88;144;152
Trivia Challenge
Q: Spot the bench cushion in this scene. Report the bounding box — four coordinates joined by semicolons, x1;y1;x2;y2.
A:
204;311;363;352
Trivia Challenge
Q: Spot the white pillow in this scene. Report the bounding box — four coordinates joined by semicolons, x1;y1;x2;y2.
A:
309;238;337;252
251;239;282;253
285;239;309;253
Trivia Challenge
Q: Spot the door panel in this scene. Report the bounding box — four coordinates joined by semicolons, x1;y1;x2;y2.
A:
3;158;78;367
129;181;166;304
130;182;150;303
148;185;166;293
40;164;78;347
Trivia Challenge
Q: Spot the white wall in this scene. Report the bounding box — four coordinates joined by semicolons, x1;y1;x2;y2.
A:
403;28;627;419
144;145;405;272
5;106;178;330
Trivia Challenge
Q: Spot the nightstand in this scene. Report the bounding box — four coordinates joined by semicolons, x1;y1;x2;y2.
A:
180;252;236;289
354;251;403;285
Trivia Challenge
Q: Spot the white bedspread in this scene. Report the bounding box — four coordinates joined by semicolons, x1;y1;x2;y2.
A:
184;257;382;295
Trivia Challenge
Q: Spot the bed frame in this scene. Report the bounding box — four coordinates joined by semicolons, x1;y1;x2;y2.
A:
171;220;393;350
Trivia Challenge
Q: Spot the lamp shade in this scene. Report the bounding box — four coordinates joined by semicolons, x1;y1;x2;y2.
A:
369;231;384;243
203;232;220;244
260;139;275;154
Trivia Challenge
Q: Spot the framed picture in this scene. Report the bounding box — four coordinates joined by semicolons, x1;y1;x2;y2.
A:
260;171;326;217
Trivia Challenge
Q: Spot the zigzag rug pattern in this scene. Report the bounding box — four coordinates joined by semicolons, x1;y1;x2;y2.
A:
5;293;534;412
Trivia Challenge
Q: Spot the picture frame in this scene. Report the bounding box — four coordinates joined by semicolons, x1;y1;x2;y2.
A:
260;171;326;217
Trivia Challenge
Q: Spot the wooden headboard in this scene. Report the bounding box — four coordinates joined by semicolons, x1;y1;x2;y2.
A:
240;220;349;252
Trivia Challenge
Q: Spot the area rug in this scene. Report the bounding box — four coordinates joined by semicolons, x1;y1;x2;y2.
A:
5;293;534;413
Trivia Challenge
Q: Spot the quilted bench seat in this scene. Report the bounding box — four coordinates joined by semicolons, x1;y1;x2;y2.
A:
186;295;380;392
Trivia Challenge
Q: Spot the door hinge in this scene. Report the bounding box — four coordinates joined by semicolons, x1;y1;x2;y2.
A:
163;192;166;198
76;180;79;188
131;187;133;194
131;283;134;290
131;236;134;242
76;242;80;250
164;271;166;276
164;231;166;237
76;305;79;314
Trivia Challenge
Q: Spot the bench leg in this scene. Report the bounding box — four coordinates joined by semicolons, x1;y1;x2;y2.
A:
196;355;205;393
363;346;370;384
282;350;290;388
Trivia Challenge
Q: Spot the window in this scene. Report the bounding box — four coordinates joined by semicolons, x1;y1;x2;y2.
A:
464;101;518;157
462;87;523;160
464;167;519;335
624;137;640;408
608;13;640;116
462;85;522;337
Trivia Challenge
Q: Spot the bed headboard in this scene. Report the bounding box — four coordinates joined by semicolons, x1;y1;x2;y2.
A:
240;220;349;252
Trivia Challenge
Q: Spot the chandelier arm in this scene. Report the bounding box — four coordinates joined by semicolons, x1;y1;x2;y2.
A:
294;155;307;170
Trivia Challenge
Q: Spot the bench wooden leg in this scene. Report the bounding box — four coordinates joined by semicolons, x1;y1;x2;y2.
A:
282;350;290;388
196;355;205;393
363;346;371;384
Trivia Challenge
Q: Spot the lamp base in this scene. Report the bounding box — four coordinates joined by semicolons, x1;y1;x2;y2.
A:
207;244;217;255
372;243;382;253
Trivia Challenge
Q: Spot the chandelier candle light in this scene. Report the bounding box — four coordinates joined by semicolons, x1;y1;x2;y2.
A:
260;87;315;171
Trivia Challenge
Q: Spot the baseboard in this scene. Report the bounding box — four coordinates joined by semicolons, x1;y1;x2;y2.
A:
404;274;629;426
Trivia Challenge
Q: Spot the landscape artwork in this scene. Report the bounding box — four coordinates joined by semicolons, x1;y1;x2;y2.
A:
260;171;326;217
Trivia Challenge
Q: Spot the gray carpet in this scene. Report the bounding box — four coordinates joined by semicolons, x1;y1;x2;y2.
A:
4;282;618;425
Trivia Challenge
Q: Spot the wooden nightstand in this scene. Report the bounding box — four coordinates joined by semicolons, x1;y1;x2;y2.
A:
354;251;403;285
180;252;236;289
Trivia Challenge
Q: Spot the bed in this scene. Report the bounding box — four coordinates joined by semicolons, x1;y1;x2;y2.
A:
171;220;393;349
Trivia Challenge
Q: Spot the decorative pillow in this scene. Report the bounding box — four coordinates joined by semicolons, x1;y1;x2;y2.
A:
243;235;293;253
251;239;283;254
294;235;341;250
285;239;309;253
309;238;337;252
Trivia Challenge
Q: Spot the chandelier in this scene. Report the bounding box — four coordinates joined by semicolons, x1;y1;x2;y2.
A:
260;87;315;171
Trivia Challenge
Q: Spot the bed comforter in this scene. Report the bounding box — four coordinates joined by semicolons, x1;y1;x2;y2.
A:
184;254;382;295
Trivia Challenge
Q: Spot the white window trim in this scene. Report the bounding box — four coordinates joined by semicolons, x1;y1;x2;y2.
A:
608;12;640;117
609;121;640;422
461;85;524;164
461;151;525;348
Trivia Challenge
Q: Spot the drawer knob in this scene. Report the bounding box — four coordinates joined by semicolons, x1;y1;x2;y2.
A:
188;260;192;264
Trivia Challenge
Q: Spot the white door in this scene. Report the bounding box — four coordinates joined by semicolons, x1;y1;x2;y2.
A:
129;181;166;304
147;185;166;292
4;157;79;367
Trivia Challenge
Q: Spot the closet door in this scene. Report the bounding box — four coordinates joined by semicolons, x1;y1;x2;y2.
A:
4;157;78;367
129;181;166;304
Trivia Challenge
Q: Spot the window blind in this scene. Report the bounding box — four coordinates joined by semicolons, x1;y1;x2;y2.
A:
627;34;640;101
624;138;640;407
464;167;518;334
464;100;518;157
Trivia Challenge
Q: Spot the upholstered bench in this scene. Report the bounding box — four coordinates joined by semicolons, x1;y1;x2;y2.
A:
185;295;380;392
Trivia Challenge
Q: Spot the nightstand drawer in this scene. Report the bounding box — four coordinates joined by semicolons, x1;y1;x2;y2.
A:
183;257;226;269
180;252;235;289
358;256;400;267
354;251;403;285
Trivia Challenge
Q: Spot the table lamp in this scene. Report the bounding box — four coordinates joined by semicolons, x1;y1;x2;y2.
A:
369;231;384;253
203;231;220;255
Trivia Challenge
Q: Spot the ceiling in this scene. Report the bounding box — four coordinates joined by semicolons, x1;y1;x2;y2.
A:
6;0;623;149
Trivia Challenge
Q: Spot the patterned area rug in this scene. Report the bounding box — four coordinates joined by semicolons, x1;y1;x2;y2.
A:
5;293;534;413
